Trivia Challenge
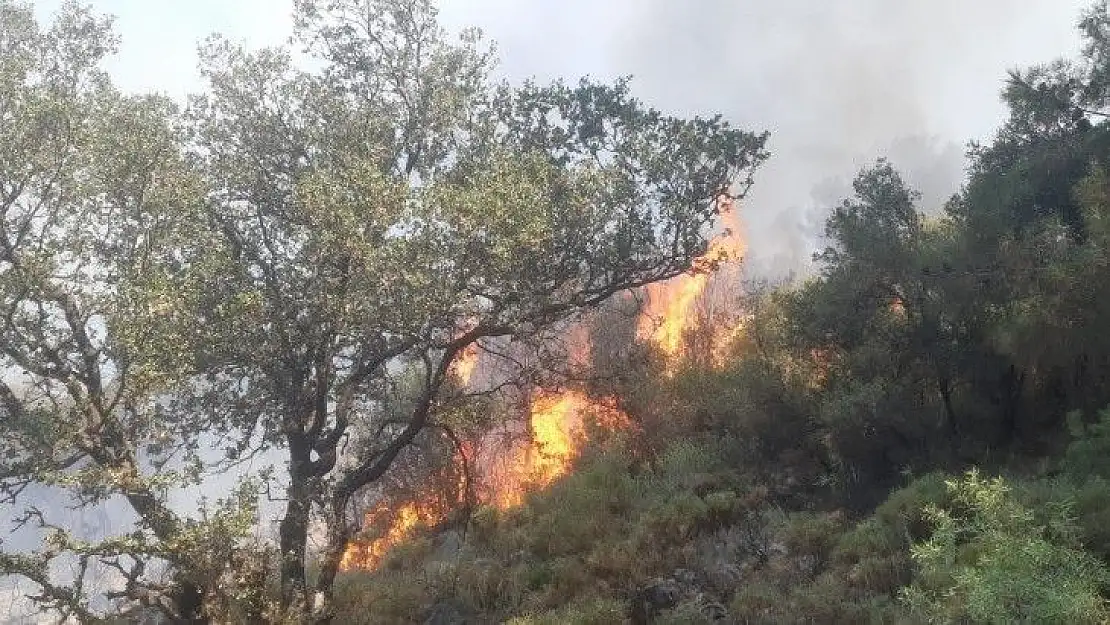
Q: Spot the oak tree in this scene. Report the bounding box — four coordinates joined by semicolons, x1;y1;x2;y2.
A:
158;0;768;620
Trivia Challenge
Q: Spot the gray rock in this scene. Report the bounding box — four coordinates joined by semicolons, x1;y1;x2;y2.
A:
423;600;471;625
630;568;734;624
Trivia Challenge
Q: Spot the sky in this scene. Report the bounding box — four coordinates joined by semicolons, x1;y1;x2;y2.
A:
4;3;1097;619
33;0;1093;276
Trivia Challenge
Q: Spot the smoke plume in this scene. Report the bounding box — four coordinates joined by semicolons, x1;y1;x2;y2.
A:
440;0;1087;278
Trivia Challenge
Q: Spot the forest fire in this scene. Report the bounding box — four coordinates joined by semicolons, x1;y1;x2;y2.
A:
338;501;429;570
637;194;746;364
450;341;480;384
339;389;631;571
483;389;629;510
340;195;743;572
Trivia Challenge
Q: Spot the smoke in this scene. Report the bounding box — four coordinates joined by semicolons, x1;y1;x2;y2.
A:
29;1;1089;278
440;0;1087;278
615;0;1089;278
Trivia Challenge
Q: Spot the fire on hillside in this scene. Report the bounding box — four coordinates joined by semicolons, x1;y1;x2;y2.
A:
339;194;746;572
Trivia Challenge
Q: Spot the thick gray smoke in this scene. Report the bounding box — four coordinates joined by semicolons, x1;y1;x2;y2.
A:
441;0;1088;278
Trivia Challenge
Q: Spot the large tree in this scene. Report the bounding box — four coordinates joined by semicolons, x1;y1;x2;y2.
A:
148;0;766;621
783;1;1110;506
0;1;264;623
0;0;766;620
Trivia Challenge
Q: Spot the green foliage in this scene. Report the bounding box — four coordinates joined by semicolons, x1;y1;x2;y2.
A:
900;471;1110;624
0;1;252;621
331;431;1110;625
13;0;1110;621
1062;407;1110;478
728;581;782;624
775;512;846;571
0;0;770;619
1065;478;1110;561
764;3;1110;509
504;595;627;625
331;438;757;623
331;571;433;624
175;0;768;617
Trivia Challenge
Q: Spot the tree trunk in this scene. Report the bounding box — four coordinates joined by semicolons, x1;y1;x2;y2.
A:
937;375;958;438
121;469;208;623
167;575;208;624
279;441;314;619
310;504;352;625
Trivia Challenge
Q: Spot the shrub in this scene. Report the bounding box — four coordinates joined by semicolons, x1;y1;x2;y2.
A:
900;470;1110;624
1069;477;1110;561
331;571;431;624
1062;407;1110;479
872;472;950;542
729;581;781;624
504;595;627;625
775;511;846;573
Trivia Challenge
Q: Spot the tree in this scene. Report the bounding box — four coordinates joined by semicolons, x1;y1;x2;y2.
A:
127;0;768;620
0;2;264;622
784;3;1110;500
945;1;1110;442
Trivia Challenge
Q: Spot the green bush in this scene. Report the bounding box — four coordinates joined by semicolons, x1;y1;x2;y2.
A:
871;472;950;537
900;470;1110;624
655;599;719;624
1062;407;1110;479
331;571;432;624
775;511;846;571
729;581;781;624
1069;477;1110;561
504;595;627;625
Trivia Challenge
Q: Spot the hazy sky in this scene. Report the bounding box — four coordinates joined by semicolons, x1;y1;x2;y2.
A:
31;0;1093;275
3;4;1099;617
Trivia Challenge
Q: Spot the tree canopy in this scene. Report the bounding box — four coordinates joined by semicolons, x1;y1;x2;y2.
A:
0;0;767;621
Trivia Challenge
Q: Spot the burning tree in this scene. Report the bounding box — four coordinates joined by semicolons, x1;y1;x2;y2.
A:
0;0;767;622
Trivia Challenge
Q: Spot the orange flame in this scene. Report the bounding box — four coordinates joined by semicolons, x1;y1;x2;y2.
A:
637;274;710;359
637;195;746;365
340;195;747;571
484;389;628;510
450;342;480;386
335;501;421;568
339;389;630;571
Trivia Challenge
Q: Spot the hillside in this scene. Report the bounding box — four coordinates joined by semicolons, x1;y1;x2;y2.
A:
5;2;1110;623
330;8;1110;622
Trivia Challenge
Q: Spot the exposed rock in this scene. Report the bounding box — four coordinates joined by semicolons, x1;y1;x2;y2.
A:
630;577;683;624
629;568;734;624
423;599;471;625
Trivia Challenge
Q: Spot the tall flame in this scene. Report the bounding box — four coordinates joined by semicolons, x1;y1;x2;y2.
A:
340;195;745;572
637;195;746;364
484;389;627;509
339;389;630;571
